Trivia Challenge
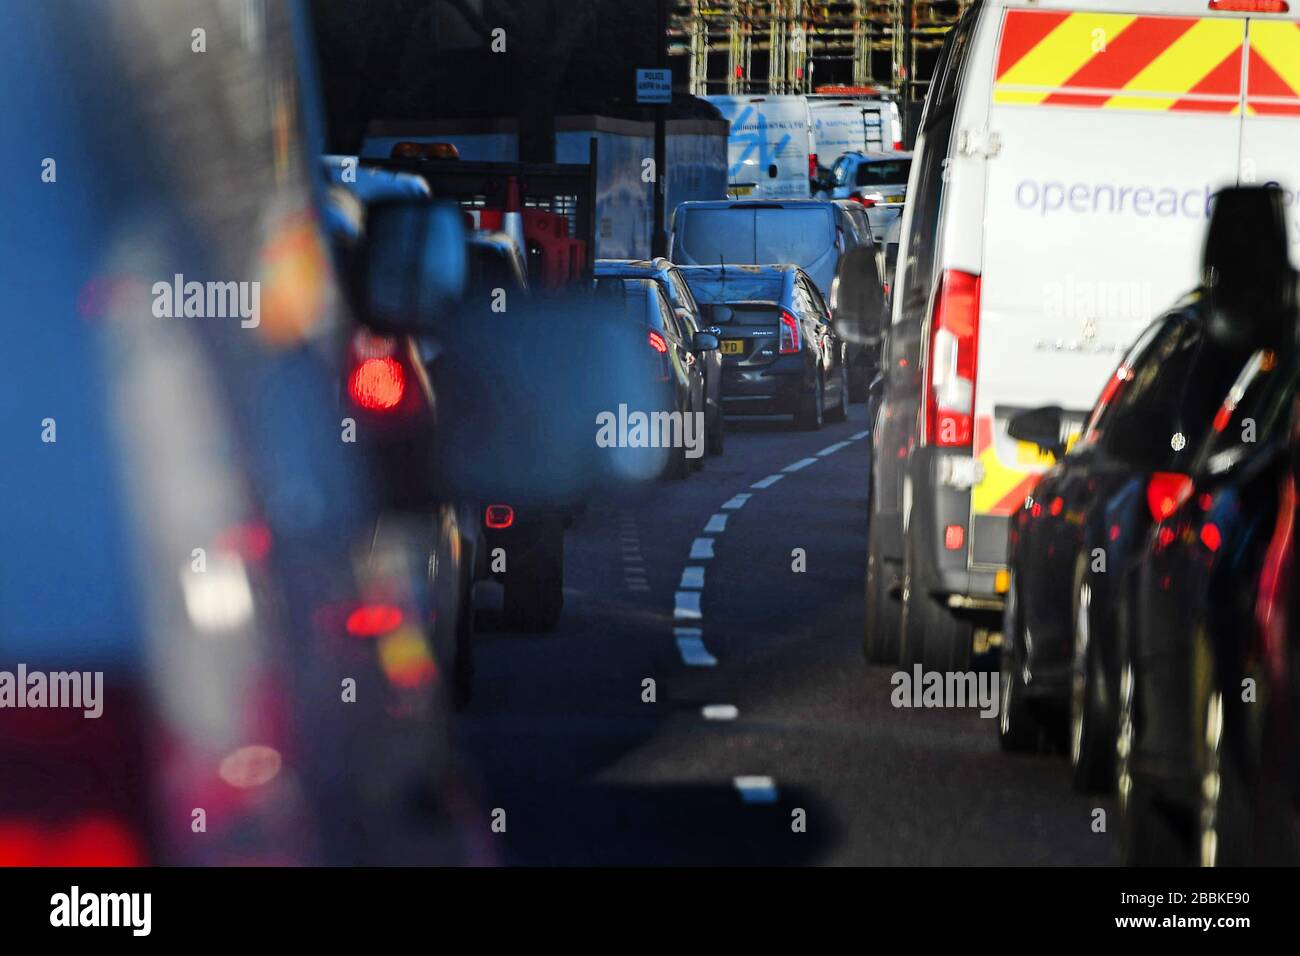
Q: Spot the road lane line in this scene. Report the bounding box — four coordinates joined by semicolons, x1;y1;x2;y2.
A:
850;429;870;440
703;513;728;533
721;494;751;510
817;440;851;456
702;704;739;721
674;628;717;666
674;591;702;620
689;537;715;559
679;566;705;589
733;776;778;804
751;474;784;489
783;457;818;473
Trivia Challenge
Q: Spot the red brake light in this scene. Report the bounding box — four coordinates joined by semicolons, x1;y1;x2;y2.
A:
1146;472;1194;523
944;524;965;550
0;815;145;866
348;357;406;411
485;504;515;529
779;310;801;353
852;194;876;208
808;153;818;179
1050;496;1064;517
1200;522;1222;552
345;603;404;638
1209;0;1288;11
892;139;904;151
648;330;668;354
924;270;981;447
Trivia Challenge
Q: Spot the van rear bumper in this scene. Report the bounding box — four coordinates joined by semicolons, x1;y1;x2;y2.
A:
907;445;1005;610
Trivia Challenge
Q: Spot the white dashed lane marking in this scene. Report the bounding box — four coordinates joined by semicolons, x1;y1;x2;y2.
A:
702;704;739;721
782;457;818;473
674;590;702;620
721;494;751;510
679;566;705;589
850;429;870;440
817;440;851;456
733;776;779;804
751;474;784;489
689;537;715;559
675;628;717;667
703;513;728;533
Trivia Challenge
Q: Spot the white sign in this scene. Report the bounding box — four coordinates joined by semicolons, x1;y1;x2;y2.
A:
636;69;671;105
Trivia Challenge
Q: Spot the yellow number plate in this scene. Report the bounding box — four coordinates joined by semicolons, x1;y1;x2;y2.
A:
720;339;745;355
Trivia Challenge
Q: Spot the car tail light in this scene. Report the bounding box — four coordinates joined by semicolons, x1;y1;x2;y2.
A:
648;330;668;354
893;139;904;150
1209;0;1288;11
924;270;980;447
485;504;515;529
345;603;404;638
779;310;801;354
1146;472;1194;522
0;815;145;866
944;524;965;550
348;356;406;411
852;194;876;208
1256;472;1294;677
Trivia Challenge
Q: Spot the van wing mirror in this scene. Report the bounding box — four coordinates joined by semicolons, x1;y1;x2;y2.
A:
1201;185;1297;351
360;199;466;334
1008;406;1067;460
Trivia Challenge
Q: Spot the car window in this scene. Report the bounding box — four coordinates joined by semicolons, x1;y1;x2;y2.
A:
802;276;831;321
682;271;785;304
680;208;755;263
654;285;683;341
1197;348;1300;476
931;5;977;108
856;159;912;187
753;207;835;268
896;107;954;328
832;156;852;187
666;269;701;330
1080;317;1174;443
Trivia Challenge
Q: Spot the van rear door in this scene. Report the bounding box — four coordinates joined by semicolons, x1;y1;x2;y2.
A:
1240;14;1300;257
972;5;1249;566
706;95;812;199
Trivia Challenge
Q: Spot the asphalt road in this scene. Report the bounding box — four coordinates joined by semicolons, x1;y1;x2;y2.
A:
453;403;1119;865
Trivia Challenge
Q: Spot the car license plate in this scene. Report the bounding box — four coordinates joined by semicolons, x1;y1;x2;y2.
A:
885;194;904;203
720;339;744;355
728;183;754;197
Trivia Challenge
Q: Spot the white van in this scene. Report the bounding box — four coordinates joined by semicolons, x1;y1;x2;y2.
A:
807;95;903;174
866;0;1300;670
705;95;812;199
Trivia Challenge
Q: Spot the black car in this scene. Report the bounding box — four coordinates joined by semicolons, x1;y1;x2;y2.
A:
1113;189;1300;864
678;264;849;430
998;293;1269;785
594;258;725;457
594;276;718;477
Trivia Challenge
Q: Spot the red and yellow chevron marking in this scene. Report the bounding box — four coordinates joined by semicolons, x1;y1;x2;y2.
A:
994;10;1246;113
1246;21;1300;115
971;417;1042;518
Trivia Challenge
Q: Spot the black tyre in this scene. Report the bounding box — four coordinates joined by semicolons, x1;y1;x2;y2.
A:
900;531;972;673
504;527;564;632
1069;560;1114;791
998;576;1041;753
707;403;725;456
864;506;901;664
825;364;849;422
795;379;824;431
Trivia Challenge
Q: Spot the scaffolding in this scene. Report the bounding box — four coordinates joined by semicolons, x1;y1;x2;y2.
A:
669;1;970;99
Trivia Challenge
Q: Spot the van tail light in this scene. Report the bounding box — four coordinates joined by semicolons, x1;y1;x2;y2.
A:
1146;472;1194;523
893;139;904;150
808;153;818;179
485;504;515;529
923;270;981;447
779;310;801;353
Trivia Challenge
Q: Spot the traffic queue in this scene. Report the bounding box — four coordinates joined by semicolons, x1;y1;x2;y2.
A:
864;0;1300;866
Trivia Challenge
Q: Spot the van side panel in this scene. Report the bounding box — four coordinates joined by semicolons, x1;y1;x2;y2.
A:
1240;19;1300;262
973;8;1248;568
705;95;812;200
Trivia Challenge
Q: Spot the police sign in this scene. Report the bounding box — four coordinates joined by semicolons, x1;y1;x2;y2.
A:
636;69;671;105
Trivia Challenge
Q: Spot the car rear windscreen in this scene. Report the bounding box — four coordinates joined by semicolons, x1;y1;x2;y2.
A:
856;160;910;187
680;207;834;271
702;303;780;327
684;272;784;305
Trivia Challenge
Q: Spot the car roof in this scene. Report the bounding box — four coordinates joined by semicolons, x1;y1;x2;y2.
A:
674;199;837;212
842;150;913;162
678;263;799;277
